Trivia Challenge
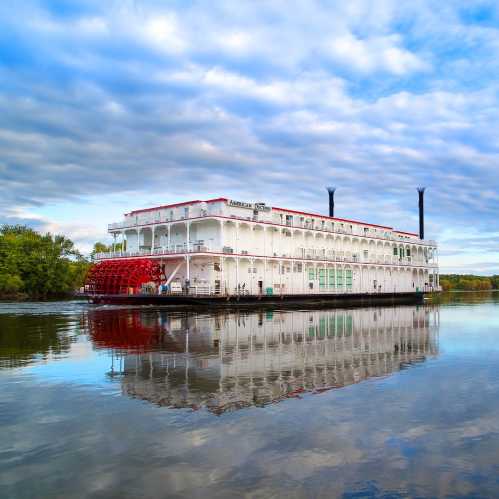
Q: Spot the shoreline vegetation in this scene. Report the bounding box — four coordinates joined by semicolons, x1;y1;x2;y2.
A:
439;274;499;291
1;226;498;300
0;225;90;300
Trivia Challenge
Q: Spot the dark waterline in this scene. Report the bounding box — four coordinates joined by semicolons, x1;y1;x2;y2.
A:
1;293;499;498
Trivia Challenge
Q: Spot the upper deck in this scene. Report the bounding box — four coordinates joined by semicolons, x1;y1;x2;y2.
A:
107;197;436;246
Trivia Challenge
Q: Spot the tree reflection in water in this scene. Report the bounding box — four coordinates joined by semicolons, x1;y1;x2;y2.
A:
0;314;78;369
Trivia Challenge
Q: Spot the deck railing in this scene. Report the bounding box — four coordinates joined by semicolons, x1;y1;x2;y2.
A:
107;214;437;247
82;284;441;297
93;249;438;268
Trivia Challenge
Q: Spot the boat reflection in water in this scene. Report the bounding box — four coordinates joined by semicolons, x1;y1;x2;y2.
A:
86;306;439;414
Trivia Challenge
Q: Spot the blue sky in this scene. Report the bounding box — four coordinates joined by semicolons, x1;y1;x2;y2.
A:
1;0;498;273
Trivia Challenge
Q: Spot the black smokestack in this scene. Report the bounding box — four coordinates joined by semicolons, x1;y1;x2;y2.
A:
327;187;336;217
418;187;425;240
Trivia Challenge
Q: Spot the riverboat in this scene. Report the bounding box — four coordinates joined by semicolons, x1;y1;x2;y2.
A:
83;188;439;305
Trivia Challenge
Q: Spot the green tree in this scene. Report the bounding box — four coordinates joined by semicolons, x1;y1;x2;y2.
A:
91;242;110;257
439;274;497;291
91;241;122;258
0;225;90;299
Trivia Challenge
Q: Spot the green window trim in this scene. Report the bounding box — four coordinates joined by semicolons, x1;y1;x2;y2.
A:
319;268;326;288
328;269;335;287
346;269;353;288
337;269;344;287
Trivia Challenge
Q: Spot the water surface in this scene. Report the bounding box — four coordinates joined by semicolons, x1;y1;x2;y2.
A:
1;293;499;498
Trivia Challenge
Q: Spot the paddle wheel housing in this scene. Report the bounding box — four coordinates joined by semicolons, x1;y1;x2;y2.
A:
85;258;162;295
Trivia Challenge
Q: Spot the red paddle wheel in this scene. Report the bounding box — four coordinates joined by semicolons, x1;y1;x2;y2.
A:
85;258;162;295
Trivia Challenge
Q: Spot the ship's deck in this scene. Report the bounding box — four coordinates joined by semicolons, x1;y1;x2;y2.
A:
78;291;429;308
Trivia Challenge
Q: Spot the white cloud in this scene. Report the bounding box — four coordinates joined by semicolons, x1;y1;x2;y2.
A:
165;65;350;109
216;31;253;55
3;208;105;254
141;14;187;54
327;33;429;74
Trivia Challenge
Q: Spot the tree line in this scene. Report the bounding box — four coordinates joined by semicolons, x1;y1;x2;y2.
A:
439;274;499;291
0;225;90;299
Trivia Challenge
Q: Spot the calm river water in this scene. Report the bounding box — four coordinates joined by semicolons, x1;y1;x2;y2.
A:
1;293;499;498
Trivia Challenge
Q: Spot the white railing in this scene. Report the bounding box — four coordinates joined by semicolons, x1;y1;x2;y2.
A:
107;213;437;248
107;221;139;230
94;247;193;260
188;285;213;295
93;249;439;269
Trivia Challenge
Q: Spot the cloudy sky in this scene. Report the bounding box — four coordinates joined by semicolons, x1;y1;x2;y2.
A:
1;0;498;273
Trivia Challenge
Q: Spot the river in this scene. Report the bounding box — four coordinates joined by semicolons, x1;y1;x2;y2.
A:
1;293;499;498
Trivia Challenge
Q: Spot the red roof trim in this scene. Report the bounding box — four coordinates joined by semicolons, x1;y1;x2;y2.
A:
126;198;228;216
124;197;417;236
271;206;393;230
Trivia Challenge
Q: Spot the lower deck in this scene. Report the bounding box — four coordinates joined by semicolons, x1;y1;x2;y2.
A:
87;254;440;298
81;291;428;308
